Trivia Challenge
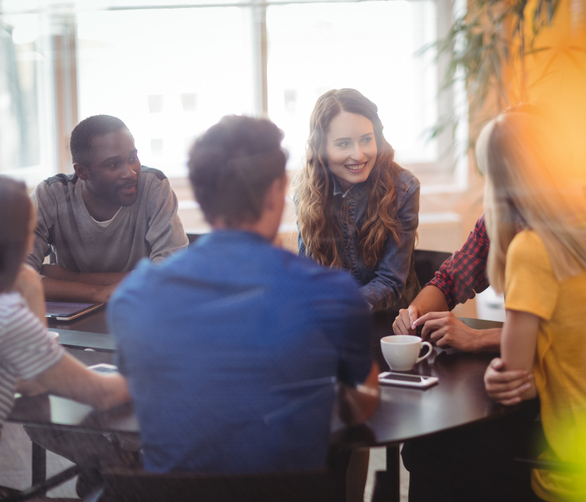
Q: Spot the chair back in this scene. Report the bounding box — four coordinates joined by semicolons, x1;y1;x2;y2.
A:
414;249;453;287
99;467;335;502
186;233;202;245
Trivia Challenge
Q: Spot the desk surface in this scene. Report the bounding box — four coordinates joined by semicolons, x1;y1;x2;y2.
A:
12;317;515;448
10;348;138;433
339;347;516;448
48;306;115;351
12;347;514;445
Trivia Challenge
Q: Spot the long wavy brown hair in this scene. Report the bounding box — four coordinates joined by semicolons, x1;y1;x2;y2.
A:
295;88;402;268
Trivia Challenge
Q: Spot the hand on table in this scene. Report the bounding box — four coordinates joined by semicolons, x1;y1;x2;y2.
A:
392;305;420;335
92;282;120;304
40;264;72;280
411;311;480;352
484;357;534;406
39;264;123;304
16;378;49;397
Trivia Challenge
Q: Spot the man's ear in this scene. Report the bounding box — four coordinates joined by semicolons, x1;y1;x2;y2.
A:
262;182;276;211
275;175;288;192
73;163;89;181
263;176;287;211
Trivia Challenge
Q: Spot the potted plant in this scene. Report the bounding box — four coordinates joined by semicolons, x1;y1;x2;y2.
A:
426;0;562;154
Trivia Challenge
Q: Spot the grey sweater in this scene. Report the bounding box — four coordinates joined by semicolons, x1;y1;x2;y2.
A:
27;167;189;273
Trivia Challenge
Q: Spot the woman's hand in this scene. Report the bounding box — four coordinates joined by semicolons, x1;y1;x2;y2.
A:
484;357;535;405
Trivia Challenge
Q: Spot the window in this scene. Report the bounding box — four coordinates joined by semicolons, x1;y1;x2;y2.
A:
0;3;56;185
266;1;439;173
0;0;460;187
76;5;255;177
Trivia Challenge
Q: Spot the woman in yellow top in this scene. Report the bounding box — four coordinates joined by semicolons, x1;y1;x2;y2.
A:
481;109;586;502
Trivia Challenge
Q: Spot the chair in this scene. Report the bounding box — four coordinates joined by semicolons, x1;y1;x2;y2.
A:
413;249;453;287
515;458;583;472
96;467;336;502
186;233;203;245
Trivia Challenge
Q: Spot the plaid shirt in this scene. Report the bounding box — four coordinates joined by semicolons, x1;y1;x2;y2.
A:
428;215;490;310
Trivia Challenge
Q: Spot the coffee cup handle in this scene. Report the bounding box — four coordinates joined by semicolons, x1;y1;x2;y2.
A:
416;341;433;363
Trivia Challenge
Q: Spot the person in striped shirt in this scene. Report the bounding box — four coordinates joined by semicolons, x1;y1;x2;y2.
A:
0;175;130;431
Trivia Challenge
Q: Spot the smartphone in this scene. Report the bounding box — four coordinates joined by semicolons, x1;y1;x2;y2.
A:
378;371;438;389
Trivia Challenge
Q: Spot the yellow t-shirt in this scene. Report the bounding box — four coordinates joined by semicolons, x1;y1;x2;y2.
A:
505;230;586;502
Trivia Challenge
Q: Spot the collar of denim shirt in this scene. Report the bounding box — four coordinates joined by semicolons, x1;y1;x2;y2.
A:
331;174;369;199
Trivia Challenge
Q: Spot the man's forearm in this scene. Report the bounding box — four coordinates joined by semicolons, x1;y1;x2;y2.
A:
42;276;118;303
468;328;502;353
408;287;502;353
411;285;450;316
41;264;127;286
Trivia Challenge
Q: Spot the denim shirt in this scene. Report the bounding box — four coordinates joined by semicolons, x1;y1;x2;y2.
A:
299;167;421;313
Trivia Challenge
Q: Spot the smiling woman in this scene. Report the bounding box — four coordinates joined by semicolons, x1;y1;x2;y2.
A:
325;111;377;191
295;88;421;315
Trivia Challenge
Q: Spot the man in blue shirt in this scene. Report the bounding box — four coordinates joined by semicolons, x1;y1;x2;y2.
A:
108;115;379;474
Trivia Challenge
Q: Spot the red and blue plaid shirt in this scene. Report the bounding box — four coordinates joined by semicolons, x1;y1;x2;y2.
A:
428;215;490;310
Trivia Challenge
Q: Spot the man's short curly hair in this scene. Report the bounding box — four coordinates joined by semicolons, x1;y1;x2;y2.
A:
70;115;129;165
188;115;287;226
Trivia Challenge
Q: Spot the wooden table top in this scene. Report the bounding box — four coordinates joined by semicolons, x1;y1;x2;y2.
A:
12;316;525;449
336;346;522;448
48;306;115;351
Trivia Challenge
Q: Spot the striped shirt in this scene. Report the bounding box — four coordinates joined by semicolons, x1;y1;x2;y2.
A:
0;292;63;428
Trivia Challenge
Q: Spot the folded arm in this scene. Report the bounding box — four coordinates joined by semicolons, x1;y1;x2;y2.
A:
484;309;538;405
484;357;534;406
41;264;126;302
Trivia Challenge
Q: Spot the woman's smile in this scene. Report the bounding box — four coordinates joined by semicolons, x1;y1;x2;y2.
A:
344;162;367;172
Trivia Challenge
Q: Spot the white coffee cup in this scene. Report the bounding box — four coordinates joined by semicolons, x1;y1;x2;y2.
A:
380;335;433;371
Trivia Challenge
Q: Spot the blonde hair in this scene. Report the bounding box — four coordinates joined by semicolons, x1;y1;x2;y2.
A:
295;88;401;268
478;110;586;293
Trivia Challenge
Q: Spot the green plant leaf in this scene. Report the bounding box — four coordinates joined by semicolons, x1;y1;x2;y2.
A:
564;48;584;69
525;46;552;55
418;0;560;155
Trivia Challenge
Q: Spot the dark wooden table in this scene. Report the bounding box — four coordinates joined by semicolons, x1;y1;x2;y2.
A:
347;317;511;502
48;306;115;351
13;314;518;502
336;320;518;501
